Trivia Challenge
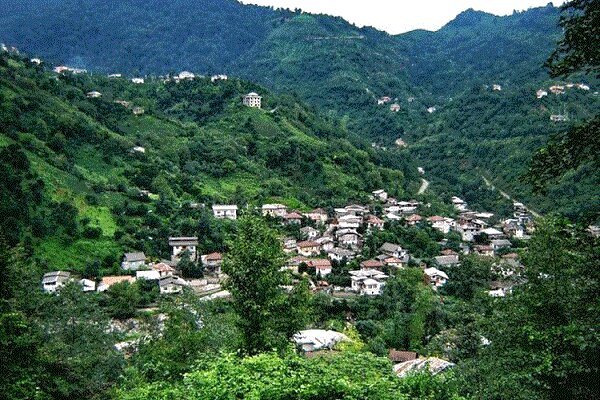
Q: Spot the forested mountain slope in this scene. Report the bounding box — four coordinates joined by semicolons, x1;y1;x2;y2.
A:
0;52;417;271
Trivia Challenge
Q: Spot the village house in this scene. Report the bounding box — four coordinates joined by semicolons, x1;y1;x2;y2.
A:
114;100;131;108
549;85;565;94
384;212;402;221
211;74;228;82
86;91;102;98
283;212;303;225
169;236;199;263
131;78;144;84
390;103;401;112
405;214;422;226
131;146;146;154
79;279;96;292
212;204;238;220
159;276;187;294
434;249;460;267
97;276;136;292
491;239;512;253
108;73;122;78
30;57;42;65
136;269;161;281
473;245;494;257
350;269;388;295
293;329;348;352
132;107;145;115
427;216;454;234
283;237;298;254
297;241;321;257
316;235;334;252
377;96;392;105
177;71;195;80
345;204;369;216
536;89;548;98
360;259;385;270
379;243;408;260
424;267;448;289
243;92;262;108
201;252;223;274
42;271;72;293
427;106;437;113
121;252;146;270
327;247;356;262
383;256;404;269
154;262;177;277
389;350;419;364
451;196;467;211
285;255;309;273
305;208;328;224
492;84;502;91
481;227;504;240
262;203;288;218
503;219;525;238
306;259;332;277
576;83;590;91
335;229;361;249
395;138;408;148
366;215;385;231
301;226;320;240
372;189;388;202
337;214;362;229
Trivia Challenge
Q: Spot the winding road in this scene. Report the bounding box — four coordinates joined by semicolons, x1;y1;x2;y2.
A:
417;178;429;195
480;175;541;218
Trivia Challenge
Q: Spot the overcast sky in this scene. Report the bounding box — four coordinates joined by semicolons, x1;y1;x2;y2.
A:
239;0;566;34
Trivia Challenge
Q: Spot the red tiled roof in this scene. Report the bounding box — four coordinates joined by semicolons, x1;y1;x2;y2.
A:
406;214;422;222
361;259;385;268
306;259;332;269
101;276;136;287
441;249;458;256
298;241;320;248
284;212;303;219
153;263;176;273
205;252;223;261
367;215;384;224
388;349;419;363
428;216;445;222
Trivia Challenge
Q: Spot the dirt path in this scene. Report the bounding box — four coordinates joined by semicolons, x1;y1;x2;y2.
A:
480;174;541;218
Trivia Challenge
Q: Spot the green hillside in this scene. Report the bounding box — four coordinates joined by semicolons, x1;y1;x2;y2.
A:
0;52;417;271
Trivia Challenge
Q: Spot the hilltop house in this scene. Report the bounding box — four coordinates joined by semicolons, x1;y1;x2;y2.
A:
212;205;238;220
243;92;262;108
131;78;144;84
211;74;228;82
427;216;454;234
316;236;334;252
177;71;195;80
42;271;72;293
121;252;146;270
169;236;199;262
338;214;362;229
336;229;361;248
372;189;388;201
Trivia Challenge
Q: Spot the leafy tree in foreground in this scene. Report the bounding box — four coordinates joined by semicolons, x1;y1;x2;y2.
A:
458;218;599;399
526;0;599;204
222;215;308;355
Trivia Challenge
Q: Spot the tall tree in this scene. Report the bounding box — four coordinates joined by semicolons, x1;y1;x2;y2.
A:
526;0;600;203
222;216;307;354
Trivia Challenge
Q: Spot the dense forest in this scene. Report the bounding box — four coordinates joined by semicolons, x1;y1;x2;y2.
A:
0;53;418;270
1;0;597;220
